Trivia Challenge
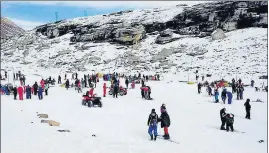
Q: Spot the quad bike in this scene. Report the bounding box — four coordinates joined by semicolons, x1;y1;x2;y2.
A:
82;93;102;108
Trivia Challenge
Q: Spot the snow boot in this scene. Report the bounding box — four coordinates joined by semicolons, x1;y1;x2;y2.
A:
164;134;170;140
150;135;153;140
154;135;157;141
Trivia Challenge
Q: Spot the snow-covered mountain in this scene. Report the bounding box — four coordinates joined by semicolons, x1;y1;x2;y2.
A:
1;1;268;81
1;17;25;42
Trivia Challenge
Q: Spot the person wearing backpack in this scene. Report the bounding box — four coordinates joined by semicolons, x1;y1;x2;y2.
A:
44;83;49;95
147;109;159;141
244;99;251;119
225;113;234;132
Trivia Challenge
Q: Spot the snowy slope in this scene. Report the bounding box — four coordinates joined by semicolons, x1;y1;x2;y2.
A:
1;28;267;84
1;73;267;153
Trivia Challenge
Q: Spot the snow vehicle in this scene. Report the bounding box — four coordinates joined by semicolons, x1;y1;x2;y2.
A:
108;86;127;96
82;92;102;108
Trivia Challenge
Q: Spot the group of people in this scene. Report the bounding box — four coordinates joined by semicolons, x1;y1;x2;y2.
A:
1;74;50;101
147;104;170;140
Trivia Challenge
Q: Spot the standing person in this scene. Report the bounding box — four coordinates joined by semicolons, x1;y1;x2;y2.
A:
220;108;227;130
147;109;159;141
198;83;202;94
81;78;85;89
33;82;38;95
64;74;67;80
89;87;94;97
113;81;119;98
77;80;82;93
225;113;234;132
65;79;70;90
202;76;204;81
251;80;254;88
84;75;87;87
40;79;45;89
214;89;219;103
26;85;32;99
38;85;43;100
44;83;49;95
157;74;160;81
103;83;107;97
58;75;62;84
239;85;244;100
125;78;129;89
13;73;15;81
158;104;170;140
221;88;227;104
17;86;24;101
13;86;17;100
227;91;233;104
5;71;7;79
75;72;78;80
244;99;251;119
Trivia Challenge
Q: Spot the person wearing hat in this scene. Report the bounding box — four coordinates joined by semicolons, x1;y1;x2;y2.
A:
159;104;171;140
147;109;159;141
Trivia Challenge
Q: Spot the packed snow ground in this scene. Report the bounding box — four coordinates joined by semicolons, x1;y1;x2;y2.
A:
1;72;267;153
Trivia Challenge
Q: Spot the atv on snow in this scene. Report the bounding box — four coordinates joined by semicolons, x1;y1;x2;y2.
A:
82;92;102;108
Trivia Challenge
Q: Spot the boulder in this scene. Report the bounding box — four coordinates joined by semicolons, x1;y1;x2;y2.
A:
37;114;48;118
211;28;226;40
48;120;60;126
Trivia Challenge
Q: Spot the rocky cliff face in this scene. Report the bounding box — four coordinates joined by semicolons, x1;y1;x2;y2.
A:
0;1;268;79
33;1;267;45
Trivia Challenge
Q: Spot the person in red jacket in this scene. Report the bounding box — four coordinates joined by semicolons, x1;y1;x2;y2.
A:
89;87;94;97
40;79;45;89
103;83;107;97
131;81;135;89
17;86;24;100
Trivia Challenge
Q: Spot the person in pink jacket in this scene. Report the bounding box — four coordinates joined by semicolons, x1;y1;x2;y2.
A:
40;79;45;89
89;87;94;97
17;86;24;100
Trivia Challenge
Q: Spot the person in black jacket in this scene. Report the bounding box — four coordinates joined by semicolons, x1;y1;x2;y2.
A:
147;109;159;141
198;83;202;94
226;113;234;132
33;82;38;95
244;99;251;119
159;105;170;140
125;78;129;88
13;86;17;100
65;79;70;90
58;75;61;84
220;108;227;130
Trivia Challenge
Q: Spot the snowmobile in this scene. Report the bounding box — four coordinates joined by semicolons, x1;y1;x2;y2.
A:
82;92;102;108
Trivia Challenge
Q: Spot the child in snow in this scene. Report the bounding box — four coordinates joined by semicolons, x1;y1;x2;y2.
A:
221;88;227;104
147;109;159;141
158;104;170;140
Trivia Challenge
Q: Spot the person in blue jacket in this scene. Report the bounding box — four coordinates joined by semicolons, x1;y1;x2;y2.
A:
38;85;43;100
147;109;159;141
215;89;219;103
26;85;32;99
227;91;233;104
